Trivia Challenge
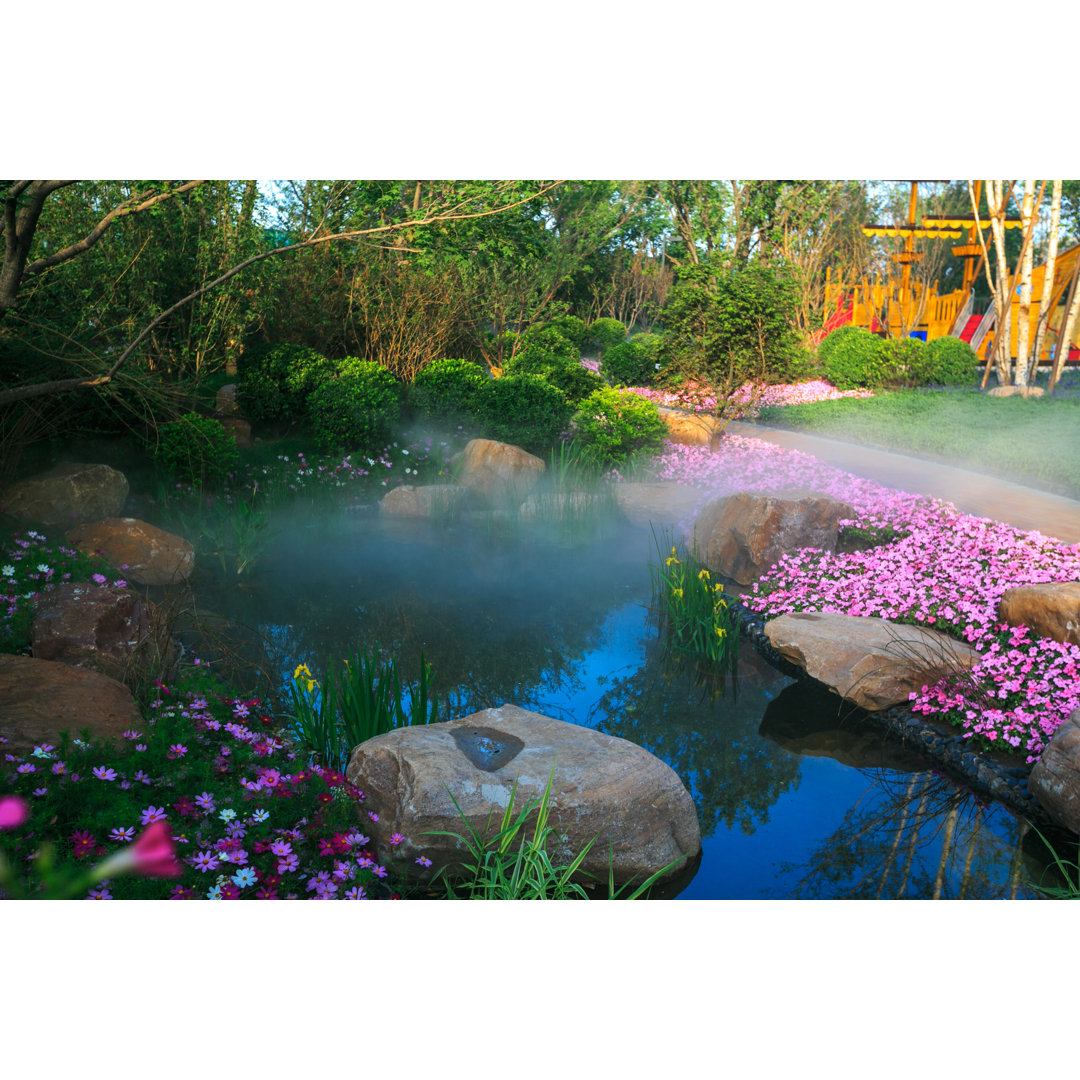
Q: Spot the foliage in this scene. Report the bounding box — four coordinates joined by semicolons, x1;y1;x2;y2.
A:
408;357;487;427
427;768;675;899
649;530;739;676
601;333;665;387
541;314;589;350
306;359;401;453
571;387;668;467
288;646;438;774
0;531;116;653
236;343;337;424
504;332;600;405
817;325;892;389
1026;825;1080;899
588;317;627;356
922;335;978;387
0;663;412;899
153;412;239;486
517;326;580;364
883;336;929;389
658;263;803;410
474;373;574;455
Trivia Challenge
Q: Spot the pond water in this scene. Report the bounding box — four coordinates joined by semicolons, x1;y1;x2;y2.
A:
178;505;1047;900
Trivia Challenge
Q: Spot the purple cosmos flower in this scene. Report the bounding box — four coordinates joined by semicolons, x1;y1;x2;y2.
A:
110;826;136;843
190;850;220;873
93;766;118;781
139;806;167;825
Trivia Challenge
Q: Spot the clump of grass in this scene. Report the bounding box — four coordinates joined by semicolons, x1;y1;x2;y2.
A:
288;644;439;772
649;527;739;676
1025;825;1080;899
427;767;678;900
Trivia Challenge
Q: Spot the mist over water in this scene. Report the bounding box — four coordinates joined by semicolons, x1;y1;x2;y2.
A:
177;501;1049;898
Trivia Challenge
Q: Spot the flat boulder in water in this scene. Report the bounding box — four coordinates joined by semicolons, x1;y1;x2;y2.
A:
345;704;701;890
764;610;978;712
454;439;545;508
65;517;195;585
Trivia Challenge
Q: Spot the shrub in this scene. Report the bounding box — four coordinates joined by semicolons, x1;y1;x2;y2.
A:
306;359;401;453
588;318;628;356
922;335;978;386
475;373;574;455
153;413;239;486
884;336;929;388
516;326;580;364
817;325;892;389
409;358;487;426
601;333;665;387
542;315;589;351
571;387;668;467
236;343;336;424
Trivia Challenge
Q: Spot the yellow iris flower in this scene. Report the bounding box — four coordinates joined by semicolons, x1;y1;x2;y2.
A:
672;588;683;599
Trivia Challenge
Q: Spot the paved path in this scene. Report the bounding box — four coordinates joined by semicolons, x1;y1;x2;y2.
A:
726;421;1080;545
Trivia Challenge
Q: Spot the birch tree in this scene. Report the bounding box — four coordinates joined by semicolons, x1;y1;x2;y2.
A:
1014;179;1036;387
1029;179;1062;383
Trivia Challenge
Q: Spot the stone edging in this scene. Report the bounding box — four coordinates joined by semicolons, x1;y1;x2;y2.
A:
733;601;1056;830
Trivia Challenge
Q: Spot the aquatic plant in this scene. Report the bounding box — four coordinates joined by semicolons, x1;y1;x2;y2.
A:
649;528;739;676
1025;825;1080;899
426;768;676;900
288;645;439;773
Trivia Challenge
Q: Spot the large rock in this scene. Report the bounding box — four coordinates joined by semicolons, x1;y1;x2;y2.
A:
379;484;477;519
65;517;195;585
1028;709;1080;833
691;488;855;585
611;482;704;529
0;462;129;525
455;439;545;508
214;383;239;415
763;610;979;712
345;704;701;889
998;582;1080;646
657;406;724;447
0;654;143;756
30;582;178;681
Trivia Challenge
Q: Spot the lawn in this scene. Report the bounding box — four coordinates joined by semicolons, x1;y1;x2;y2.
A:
755;382;1080;499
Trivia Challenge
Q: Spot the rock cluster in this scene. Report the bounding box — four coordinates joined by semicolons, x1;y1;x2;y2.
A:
0;462;129;525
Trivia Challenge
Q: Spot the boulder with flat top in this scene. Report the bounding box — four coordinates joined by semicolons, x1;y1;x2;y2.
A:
0;462;129;526
345;704;701;890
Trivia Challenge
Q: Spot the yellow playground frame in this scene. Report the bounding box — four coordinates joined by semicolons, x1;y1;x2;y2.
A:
820;181;1080;365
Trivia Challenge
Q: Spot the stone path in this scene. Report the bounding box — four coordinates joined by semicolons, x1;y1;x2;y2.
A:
727;421;1080;545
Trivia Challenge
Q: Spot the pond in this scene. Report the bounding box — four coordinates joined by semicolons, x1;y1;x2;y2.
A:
174;503;1046;899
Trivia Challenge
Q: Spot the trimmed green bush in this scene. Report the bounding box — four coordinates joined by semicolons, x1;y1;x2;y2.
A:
571;387;667;468
588;317;628;356
542;315;589;351
153;413;239;486
504;333;600;405
818;325;892;389
922;335;978;386
307;359;401;453
475;373;574;455
516;326;580;364
409;358;487;426
601;333;665;387
236;343;336;424
884;337;928;388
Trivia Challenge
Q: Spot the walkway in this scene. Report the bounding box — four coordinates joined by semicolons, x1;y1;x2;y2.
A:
725;421;1080;545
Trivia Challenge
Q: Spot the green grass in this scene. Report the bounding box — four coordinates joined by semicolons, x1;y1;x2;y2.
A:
757;387;1080;498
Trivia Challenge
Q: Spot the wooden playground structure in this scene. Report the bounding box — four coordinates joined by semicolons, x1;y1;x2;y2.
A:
820;181;1080;366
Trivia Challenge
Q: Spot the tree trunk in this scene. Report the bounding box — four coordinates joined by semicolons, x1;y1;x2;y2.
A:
1029;180;1062;383
1052;263;1080;391
1014;180;1035;387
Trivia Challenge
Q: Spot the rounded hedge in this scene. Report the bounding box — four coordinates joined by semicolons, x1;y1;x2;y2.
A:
542;315;589;351
817;325;892;389
474;373;574;455
409;358;487;426
516;326;580;364
236;343;336;424
154;413;239;486
923;335;977;386
588;317;628;356
571;388;667;468
601;333;665;387
306;359;401;453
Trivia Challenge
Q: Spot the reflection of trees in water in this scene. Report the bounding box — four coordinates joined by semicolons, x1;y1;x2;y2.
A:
778;770;1036;899
189;514;653;721
592;645;801;838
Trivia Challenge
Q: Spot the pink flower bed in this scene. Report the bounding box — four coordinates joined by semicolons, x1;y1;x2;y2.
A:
645;436;1080;763
628;378;874;418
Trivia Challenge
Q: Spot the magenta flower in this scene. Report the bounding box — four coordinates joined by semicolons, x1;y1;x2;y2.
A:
389;833;404;845
0;795;29;829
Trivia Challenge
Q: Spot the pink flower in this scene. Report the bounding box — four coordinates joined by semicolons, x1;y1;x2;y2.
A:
97;821;182;879
0;795;29;829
